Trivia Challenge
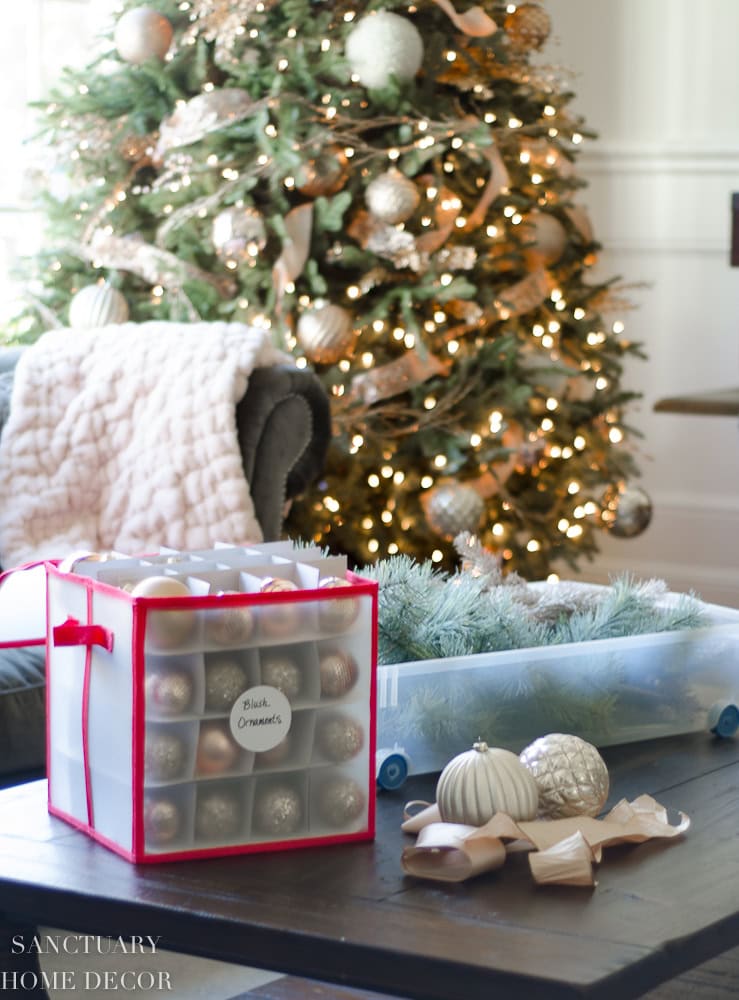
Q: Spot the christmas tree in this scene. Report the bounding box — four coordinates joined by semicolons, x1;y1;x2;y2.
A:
6;0;648;577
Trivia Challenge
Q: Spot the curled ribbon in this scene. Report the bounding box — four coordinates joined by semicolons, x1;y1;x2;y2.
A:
272;203;314;302
401;795;690;887
431;0;498;37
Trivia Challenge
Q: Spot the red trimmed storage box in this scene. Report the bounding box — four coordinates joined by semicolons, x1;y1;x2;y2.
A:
46;542;377;862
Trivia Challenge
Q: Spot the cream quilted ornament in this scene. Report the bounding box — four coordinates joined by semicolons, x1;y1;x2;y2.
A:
519;733;610;819
436;741;539;826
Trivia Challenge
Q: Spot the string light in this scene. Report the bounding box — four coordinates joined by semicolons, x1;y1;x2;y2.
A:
420;475;434;488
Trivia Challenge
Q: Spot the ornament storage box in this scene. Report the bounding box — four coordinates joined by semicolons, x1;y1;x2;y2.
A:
377;588;739;777
45;542;377;862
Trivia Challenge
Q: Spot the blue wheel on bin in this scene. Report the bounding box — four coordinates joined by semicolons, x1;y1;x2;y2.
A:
376;748;410;790
708;701;739;738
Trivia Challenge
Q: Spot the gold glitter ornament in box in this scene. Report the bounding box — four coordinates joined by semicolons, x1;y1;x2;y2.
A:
318;577;360;633
296;303;355;366
366;170;421;225
254;784;303;837
316;714;364;763
212;206;266;263
296;147;348;198
131;576;196;649
260;652;302;701
425;482;485;540
144;729;188;782
519;733;610;819
145;666;193;716
436;741;539;825
143;796;181;845
196;720;241;775
504;3;551;53
195;787;242;840
205;657;249;712
319;649;358;699
259;577;301;638
69;283;129;329
318;776;366;828
602;484;653;539
204;592;255;646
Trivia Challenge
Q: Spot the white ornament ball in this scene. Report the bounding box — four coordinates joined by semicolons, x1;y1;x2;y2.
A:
436;741;539;826
519;733;610;819
115;7;173;65
345;11;424;90
131;576;196;648
296;303;355;366
68;283;129;329
366;170;421;225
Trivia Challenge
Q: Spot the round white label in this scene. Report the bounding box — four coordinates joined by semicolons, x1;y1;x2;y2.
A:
229;685;292;752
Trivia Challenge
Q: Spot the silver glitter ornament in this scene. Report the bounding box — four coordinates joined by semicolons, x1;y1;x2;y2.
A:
602;484;653;539
195;787;242;840
261;653;302;701
366;170;420;225
253;784;303;837
144;729;188;781
212;206;267;263
318;777;366;828
296;304;355;366
519;733;610;819
318;577;360;633
204;657;249;712
319;650;359;699
145;667;193;716
196;720;241;775
426;483;485;539
204;592;255;646
143;796;181;845
316;714;364;762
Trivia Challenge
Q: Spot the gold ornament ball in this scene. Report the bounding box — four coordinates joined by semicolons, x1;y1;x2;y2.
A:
520;733;610;819
505;3;551;52
436;741;539;825
296;303;355;366
115;7;173;65
144;729;188;782
212;206;266;263
195;788;242;840
143;796;181;845
426;483;485;540
521;211;568;270
145;666;194;716
131;576;196;649
261;653;302;700
205;657;249;712
196;720;241;776
319;650;359;699
254;784;303;837
345;11;424;90
318;777;366;829
69;283;129;329
602;484;653;539
296;147;348;198
318;577;360;633
205;592;255;646
366;170;421;225
316;714;364;763
259;577;302;638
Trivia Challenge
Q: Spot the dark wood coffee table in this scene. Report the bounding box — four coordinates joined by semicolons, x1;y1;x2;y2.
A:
0;732;737;1000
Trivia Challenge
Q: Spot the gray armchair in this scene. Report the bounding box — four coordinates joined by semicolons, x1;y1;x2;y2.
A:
0;348;331;782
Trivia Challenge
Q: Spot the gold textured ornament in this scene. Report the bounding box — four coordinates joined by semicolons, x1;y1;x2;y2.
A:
212;206;266;263
144;729;188;782
318;577;360;633
296;147;348;198
195;787;242;839
366;170;421;225
318;777;366;828
260;653;302;700
319;650;359;699
504;3;551;52
259;577;302;638
68;283;129;329
521;211;568;270
316;714;364;763
253;784;303;836
436;741;539;825
602;484;653;539
204;657;249;712
145;666;194;716
425;483;485;540
115;8;173;64
519;733;610;819
204;592;255;646
143;796;181;845
196;720;241;775
346;11;424;89
296;303;356;366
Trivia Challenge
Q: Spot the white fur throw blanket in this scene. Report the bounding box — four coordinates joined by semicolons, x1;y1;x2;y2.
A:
0;321;288;567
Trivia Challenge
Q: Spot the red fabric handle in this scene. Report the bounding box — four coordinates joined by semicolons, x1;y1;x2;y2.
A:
52;616;114;652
